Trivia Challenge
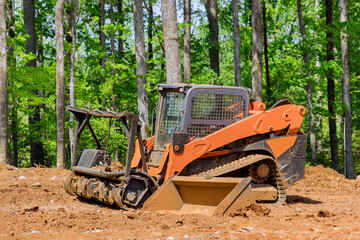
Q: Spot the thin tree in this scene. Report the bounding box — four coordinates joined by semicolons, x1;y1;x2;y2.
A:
110;0;115;61
263;1;270;102
118;0;124;59
251;0;262;101
9;99;17;166
297;0;316;166
142;0;165;57
8;0;17;166
37;9;44;67
8;0;16;64
24;0;44;166
100;0;106;69
142;0;166;81
55;0;66;169
161;0;182;83
184;0;191;82
339;0;354;179
315;0;323;157
109;1;115;73
232;0;241;87
36;8;48;166
0;0;8;165
325;0;339;170
110;0;119;161
147;0;154;70
203;0;220;79
67;0;78;166
134;0;149;137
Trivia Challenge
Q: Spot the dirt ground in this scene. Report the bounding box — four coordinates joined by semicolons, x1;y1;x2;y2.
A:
1;164;360;240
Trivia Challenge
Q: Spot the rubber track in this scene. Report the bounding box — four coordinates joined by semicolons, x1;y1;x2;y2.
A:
191;154;286;204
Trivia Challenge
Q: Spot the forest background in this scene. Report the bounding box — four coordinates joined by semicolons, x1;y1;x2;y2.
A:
0;0;358;178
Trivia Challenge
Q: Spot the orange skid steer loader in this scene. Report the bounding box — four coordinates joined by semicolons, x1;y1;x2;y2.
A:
64;84;307;215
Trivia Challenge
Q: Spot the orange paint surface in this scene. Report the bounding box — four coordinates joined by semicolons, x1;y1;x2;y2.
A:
266;136;297;158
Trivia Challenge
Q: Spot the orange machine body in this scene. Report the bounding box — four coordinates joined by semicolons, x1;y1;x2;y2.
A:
66;84;308;211
131;87;306;186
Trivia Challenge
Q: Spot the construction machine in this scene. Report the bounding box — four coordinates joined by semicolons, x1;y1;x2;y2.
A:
64;84;307;215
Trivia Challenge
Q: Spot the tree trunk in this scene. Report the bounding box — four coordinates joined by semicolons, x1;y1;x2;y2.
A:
203;0;220;79
118;0;123;59
8;0;16;64
245;0;251;27
245;0;252;63
55;0;66;169
36;9;49;166
251;0;262;101
339;0;354;179
38;93;47;166
325;0;340;170
315;0;322;157
0;0;8;165
100;0;106;69
24;0;36;68
24;0;44;166
134;0;149;137
110;1;115;70
8;0;17;166
161;0;182;83
315;0;320;9
232;0;241;87
110;0;119;161
37;8;44;67
147;0;154;70
263;1;270;102
183;0;191;82
10;98;18;167
110;1;115;60
67;0;78;166
143;0;165;57
297;0;316;166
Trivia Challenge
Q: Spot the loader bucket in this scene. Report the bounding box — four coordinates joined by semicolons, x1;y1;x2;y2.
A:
143;176;255;216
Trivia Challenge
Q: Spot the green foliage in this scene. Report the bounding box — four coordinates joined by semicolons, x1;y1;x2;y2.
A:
4;0;360;176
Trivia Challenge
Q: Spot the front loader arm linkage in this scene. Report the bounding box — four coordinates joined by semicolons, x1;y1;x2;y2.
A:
67;107;148;174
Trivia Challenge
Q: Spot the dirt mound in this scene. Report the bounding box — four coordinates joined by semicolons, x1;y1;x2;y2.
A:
299;165;357;189
1;164;360;239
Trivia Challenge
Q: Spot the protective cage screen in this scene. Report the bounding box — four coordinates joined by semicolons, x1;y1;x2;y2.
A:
187;92;246;138
160;92;185;134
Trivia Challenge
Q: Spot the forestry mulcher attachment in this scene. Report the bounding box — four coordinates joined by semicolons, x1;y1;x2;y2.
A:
64;84;307;215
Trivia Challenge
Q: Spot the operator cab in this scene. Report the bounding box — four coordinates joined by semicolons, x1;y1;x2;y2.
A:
149;83;251;166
